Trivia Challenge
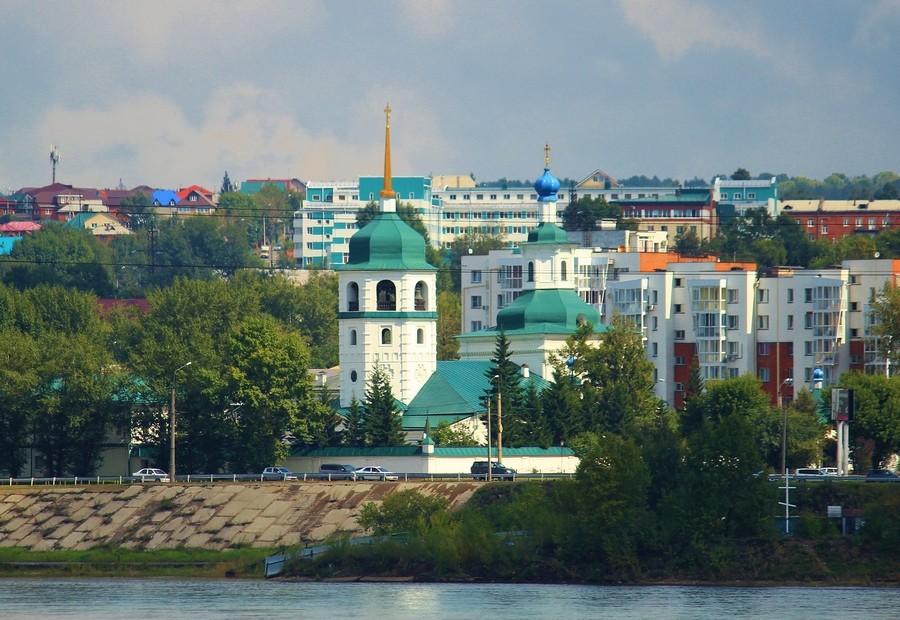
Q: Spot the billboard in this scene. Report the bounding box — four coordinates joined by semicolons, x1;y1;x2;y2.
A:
831;388;855;422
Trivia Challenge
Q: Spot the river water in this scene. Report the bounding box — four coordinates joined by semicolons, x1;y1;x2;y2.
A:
0;579;897;619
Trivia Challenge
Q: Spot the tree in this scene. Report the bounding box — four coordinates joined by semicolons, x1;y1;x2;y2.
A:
0;223;116;296
541;358;583;444
342;397;367;446
436;291;461;360
837;371;900;467
363;364;406;446
120;192;156;231
868;283;900;369
579;317;658;437
254;184;293;247
0;328;40;477
731;168;752;180
221;315;317;471
447;231;506;292
431;419;479;447
520;381;553;448
220;171;236;194
483;331;526;447
357;489;449;536
561;196;622;231
674;229;702;255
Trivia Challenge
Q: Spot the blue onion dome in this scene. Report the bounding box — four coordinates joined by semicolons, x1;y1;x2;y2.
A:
812;367;824;382
534;167;560;203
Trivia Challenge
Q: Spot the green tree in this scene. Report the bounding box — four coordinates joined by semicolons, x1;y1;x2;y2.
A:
868;283;900;368
120;192;157;231
731;167;752;180
0;223;116;296
342;397;367;447
436;291;461;360
221;315;317;471
356;489;449;536
220;171;236;194
0;328;40;476
561;195;622;231
483;331;526;447
542;358;583;444
520;381;553;448
580;317;658;437
363;364;406;446
446;231;506;292
430;419;479;447
837;371;900;467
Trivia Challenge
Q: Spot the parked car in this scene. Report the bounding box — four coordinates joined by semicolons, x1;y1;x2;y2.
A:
133;468;170;483
354;466;399;481
319;463;357;479
262;466;298;481
794;468;826;478
471;460;516;481
865;468;899;481
819;467;839;476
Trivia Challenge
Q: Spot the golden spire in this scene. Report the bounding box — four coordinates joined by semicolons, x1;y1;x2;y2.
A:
544;142;551;168
380;103;396;199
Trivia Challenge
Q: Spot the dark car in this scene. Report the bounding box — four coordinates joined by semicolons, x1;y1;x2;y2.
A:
865;468;899;481
319;463;357;480
471;460;516;481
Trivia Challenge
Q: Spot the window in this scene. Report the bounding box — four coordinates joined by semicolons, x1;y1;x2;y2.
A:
381;328;392;345
805;288;813;303
850;328;859;338
675;330;685;340
758;342;771;356
675;382;685;392
757;289;769;303
787;315;794;330
674;304;683;314
805;313;813;329
850;301;859;311
376;280;396;311
350;329;357;346
758;368;770;382
471;295;482;309
787;343;794;356
721;193;729;200
727;289;739;304
471;270;482;283
471;321;482;331
675;356;685;365
674;278;683;287
807;219;814;228
652;316;659;331
748;193;756;199
651;342;658;357
758;315;770;329
805;341;814;356
350;370;358;383
560;261;567;281
787;288;794;303
417;328;424;344
727;315;738;330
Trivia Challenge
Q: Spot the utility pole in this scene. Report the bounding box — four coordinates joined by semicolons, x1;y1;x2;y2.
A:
50;145;60;184
496;386;503;463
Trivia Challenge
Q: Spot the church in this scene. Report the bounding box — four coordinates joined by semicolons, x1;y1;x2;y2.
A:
287;108;600;475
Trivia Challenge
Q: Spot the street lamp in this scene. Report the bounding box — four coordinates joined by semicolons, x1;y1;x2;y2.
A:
170;361;192;483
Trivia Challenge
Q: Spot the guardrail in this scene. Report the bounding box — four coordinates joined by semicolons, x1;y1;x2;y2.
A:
0;472;576;487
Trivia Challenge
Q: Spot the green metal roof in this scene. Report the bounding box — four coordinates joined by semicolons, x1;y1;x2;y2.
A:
433;446;574;457
494;289;602;333
402;360;550;429
291;446;422;457
524;222;572;245
337;212;436;272
289;445;575;458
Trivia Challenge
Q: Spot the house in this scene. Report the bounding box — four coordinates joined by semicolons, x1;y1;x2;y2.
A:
63;212;132;239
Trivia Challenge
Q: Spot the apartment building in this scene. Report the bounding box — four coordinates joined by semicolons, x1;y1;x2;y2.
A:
779;199;900;242
462;247;900;408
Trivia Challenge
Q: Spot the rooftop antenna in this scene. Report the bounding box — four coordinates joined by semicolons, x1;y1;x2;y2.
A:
50;145;60;184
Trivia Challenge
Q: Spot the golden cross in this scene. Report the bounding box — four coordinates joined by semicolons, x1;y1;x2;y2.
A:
544;142;551;168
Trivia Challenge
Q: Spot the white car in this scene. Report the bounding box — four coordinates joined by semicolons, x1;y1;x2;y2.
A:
354;466;399;481
134;468;170;483
262;466;298;481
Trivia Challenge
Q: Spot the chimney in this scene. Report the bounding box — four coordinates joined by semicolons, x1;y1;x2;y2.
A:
520;364;530;379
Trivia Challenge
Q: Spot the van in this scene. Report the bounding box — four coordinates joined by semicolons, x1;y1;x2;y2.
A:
319;463;357;480
795;468;825;478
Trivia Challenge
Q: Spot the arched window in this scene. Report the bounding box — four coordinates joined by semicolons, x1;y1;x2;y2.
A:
381;328;392;345
417;328;424;344
527;261;535;282
376;280;396;311
350;329;357;346
414;281;428;311
347;281;360;312
560;260;568;281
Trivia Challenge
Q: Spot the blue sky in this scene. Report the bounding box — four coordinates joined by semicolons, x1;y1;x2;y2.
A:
1;0;898;191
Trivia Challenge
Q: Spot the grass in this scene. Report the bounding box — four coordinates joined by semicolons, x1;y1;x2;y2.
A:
0;545;275;579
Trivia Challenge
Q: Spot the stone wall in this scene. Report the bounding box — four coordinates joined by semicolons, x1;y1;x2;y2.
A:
0;481;478;551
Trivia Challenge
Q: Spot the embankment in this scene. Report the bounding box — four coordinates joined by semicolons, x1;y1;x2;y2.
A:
0;481;478;551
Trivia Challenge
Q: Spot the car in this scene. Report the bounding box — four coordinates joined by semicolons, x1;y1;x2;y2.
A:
134;468;170;483
354;466;399;481
471;460;516;481
794;468;826;478
319;463;357;479
865;468;899;481
262;466;298;481
820;467;839;476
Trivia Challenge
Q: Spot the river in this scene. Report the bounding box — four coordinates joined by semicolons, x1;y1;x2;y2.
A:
0;579;897;619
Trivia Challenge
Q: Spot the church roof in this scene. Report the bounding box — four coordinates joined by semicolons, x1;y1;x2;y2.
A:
493;289;603;334
402;360;549;429
525;221;572;245
336;212;436;271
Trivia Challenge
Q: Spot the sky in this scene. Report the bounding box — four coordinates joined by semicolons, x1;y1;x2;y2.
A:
1;0;898;193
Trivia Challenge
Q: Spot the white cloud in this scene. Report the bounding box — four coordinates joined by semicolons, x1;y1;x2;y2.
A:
617;0;769;60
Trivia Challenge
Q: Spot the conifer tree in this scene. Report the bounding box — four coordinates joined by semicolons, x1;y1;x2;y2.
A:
342;396;367;446
483;331;525;446
363;364;406;446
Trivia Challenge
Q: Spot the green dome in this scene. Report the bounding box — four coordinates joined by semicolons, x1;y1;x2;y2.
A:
496;289;601;333
339;213;436;271
526;222;572;245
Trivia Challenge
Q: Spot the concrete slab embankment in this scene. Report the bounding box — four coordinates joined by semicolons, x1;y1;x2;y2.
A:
0;481;479;551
